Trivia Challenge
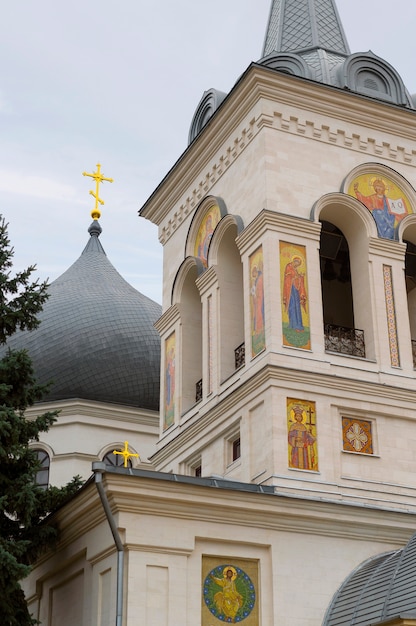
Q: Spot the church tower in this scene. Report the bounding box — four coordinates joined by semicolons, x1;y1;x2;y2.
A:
23;3;416;625
141;0;416;513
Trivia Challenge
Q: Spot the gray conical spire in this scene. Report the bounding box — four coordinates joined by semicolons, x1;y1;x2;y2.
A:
260;0;352;86
188;0;414;142
263;0;350;57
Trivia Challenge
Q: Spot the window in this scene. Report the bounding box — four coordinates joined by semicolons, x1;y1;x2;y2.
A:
225;424;242;468
232;437;241;462
103;450;132;468
195;465;202;477
33;449;50;489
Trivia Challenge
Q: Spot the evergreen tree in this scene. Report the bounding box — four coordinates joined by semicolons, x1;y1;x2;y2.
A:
0;217;82;625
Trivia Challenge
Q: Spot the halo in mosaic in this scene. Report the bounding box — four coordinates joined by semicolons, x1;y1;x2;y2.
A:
203;565;255;623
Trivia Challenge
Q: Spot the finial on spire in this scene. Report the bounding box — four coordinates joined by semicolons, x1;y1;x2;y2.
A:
113;441;139;468
82;163;114;220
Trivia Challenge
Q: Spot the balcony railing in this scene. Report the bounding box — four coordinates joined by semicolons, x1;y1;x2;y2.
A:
324;324;365;358
195;379;202;403
234;342;245;369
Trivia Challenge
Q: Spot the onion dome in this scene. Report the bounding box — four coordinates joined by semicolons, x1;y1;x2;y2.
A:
323;530;416;625
5;220;161;410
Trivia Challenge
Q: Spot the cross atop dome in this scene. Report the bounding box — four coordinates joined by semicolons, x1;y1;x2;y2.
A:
82;163;114;221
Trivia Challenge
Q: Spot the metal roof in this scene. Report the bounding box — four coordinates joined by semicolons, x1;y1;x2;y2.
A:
4;221;161;410
324;531;416;625
262;0;350;58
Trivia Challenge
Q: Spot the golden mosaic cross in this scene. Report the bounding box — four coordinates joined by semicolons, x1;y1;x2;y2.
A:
113;441;139;468
82;163;114;220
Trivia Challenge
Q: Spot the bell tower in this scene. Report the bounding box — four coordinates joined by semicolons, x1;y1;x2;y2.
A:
140;0;416;514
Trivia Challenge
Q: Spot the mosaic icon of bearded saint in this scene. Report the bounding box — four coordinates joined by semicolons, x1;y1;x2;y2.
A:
210;566;243;622
353;177;408;240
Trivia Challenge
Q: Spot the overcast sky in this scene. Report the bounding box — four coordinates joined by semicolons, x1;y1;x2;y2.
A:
1;0;415;305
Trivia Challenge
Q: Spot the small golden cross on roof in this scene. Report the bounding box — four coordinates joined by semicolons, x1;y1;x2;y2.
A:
113;441;139;468
82;163;114;220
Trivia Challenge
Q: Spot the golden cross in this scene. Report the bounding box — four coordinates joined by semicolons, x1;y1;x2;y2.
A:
82;163;114;220
113;441;139;468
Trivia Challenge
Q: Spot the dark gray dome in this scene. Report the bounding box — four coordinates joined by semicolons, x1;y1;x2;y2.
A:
6;221;161;410
323;531;416;625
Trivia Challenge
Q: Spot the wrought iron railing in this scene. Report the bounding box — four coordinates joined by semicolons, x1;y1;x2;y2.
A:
195;379;202;402
324;324;365;358
234;342;245;369
412;340;416;368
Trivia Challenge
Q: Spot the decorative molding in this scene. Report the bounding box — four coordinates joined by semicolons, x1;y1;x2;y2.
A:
237;210;321;255
25;398;158;426
195;265;218;296
208;295;213;395
368;237;406;260
383;265;400;367
150;360;416;467
154;303;181;335
159;98;416;243
140;68;416;243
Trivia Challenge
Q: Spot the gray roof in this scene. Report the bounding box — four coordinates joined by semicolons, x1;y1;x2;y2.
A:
188;0;414;142
323;531;416;625
5;221;161;410
262;0;350;59
258;0;413;108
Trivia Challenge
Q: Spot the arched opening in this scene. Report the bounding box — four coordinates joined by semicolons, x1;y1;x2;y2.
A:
217;224;244;381
404;239;416;366
320;221;354;327
180;264;203;412
319;216;368;358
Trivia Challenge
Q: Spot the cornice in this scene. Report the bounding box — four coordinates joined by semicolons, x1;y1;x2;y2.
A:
126;543;193;556
195;265;219;296
368;236;407;260
25;398;158;426
31;471;416;572
104;472;415;545
151;360;416;466
33;483;109;565
154;303;181;335
236;209;321;254
140;66;416;245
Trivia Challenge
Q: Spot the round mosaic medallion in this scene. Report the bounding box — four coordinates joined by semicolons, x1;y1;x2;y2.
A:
203;564;255;623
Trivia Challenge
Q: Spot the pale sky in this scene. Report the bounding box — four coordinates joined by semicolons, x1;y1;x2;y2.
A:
1;0;415;304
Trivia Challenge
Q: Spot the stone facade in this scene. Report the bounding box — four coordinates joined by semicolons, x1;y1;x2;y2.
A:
24;61;416;624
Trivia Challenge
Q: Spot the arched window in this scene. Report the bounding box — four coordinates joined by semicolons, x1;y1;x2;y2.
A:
103;450;132;468
33;449;50;489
